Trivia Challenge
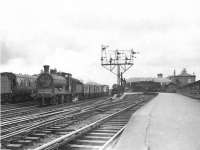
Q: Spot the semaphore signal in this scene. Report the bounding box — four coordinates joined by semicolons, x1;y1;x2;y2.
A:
101;45;138;86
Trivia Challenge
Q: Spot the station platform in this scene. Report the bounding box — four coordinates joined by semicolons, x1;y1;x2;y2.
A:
114;93;200;150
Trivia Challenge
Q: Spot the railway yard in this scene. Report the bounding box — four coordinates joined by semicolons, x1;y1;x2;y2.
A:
1;93;156;150
1;65;200;150
1;1;200;149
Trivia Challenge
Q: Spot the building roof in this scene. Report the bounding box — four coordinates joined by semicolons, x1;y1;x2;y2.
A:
177;68;194;76
85;81;100;85
127;77;172;84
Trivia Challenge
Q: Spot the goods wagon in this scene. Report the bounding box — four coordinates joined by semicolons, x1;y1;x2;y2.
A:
71;77;84;100
102;85;109;96
83;84;90;98
1;72;37;103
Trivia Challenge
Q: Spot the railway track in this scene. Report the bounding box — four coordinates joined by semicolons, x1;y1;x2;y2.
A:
66;108;136;150
1;97;109;119
1;101;38;111
1;94;153;150
1;96;110;122
34;97;146;150
2;96;111;125
1;97;113;142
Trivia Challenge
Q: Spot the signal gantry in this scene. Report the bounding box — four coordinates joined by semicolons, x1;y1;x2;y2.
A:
101;45;138;86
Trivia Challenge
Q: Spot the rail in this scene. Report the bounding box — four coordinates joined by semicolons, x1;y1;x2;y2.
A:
34;102;140;150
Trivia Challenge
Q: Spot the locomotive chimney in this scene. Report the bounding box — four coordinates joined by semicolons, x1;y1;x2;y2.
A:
43;65;50;73
157;73;163;78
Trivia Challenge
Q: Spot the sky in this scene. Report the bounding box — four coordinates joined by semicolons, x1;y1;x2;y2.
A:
0;0;200;86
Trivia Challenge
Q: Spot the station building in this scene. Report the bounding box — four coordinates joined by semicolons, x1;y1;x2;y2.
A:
126;74;172;92
126;68;196;92
168;68;196;87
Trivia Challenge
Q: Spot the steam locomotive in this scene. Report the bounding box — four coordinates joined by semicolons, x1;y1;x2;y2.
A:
1;65;109;105
36;65;109;106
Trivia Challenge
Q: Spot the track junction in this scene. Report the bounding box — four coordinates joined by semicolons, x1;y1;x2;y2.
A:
1;93;156;150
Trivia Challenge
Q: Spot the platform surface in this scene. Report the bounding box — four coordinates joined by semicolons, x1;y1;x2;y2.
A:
115;93;200;150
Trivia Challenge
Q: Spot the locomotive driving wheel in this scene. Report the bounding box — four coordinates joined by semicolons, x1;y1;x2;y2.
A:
55;95;59;105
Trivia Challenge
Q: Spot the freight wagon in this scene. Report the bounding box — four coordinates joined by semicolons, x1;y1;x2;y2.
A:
1;72;37;103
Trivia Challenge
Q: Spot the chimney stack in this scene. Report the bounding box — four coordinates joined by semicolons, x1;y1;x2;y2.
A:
43;65;50;73
157;73;163;78
173;69;176;76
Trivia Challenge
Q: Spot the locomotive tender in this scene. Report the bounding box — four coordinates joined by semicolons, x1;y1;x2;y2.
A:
1;72;37;103
36;65;109;106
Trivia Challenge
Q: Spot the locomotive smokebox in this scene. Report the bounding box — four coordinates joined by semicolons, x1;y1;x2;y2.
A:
44;65;50;73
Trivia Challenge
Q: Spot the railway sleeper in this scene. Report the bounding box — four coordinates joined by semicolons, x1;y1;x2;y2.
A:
98;126;123;130
94;128;119;131
24;136;40;142
35;130;52;134
30;133;47;138
6;143;23;150
85;132;114;137
82;135;110;141
92;129;118;134
105;122;127;125
52;121;74;128
100;125;124;128
69;144;100;150
55;129;75;135
71;139;105;146
106;120;128;123
12;139;32;146
45;126;67;133
56;131;72;135
47;126;62;130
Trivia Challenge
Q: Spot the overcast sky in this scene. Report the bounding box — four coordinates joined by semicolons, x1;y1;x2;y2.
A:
0;0;199;86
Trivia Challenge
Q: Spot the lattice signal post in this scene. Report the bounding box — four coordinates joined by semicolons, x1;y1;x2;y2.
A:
101;45;138;86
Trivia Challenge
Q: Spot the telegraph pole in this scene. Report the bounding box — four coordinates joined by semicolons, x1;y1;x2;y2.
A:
101;45;138;86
